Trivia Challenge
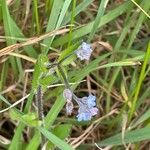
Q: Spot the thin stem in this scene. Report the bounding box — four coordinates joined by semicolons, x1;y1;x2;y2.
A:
57;65;70;89
46;49;78;69
57;64;80;105
33;0;40;34
130;0;150;19
58;50;76;65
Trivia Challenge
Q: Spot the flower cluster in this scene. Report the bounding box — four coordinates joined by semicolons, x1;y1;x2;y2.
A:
63;42;98;121
77;95;98;121
75;42;93;61
63;89;98;121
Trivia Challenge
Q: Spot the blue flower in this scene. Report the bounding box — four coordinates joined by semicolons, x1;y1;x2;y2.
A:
63;89;98;121
76;95;98;121
76;42;93;60
87;94;96;108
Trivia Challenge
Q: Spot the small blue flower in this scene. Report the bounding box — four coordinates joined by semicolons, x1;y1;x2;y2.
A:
76;42;93;60
87;94;96;108
76;95;98;121
63;89;98;121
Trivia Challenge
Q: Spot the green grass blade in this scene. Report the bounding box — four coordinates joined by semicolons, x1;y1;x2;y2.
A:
97;127;150;146
106;0;150;113
42;0;63;53
0;0;37;58
45;0;54;14
0;62;8;90
63;0;94;25
53;1;130;47
56;0;72;28
9;17;38;57
127;0;150;49
129;42;150;121
33;0;40;34
130;108;150;128
1;0;22;77
131;0;150;19
9;92;34;150
43;0;72;53
136;86;150;109
67;0;76;47
38;127;74;150
88;0;108;42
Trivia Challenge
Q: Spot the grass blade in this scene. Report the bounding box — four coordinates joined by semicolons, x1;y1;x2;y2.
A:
129;42;150;121
88;0;108;42
53;1;130;47
42;0;63;53
63;0;94;25
97;127;150;146
38;127;74;150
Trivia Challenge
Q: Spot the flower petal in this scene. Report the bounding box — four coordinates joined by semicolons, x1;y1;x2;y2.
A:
87;94;96;108
90;107;99;116
77;112;92;121
63;89;72;101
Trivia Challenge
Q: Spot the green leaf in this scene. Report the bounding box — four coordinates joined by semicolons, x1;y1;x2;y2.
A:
38;127;74;150
97;127;150;146
9;109;41;127
52;124;72;139
48;124;72;149
131;108;150;128
31;54;50;90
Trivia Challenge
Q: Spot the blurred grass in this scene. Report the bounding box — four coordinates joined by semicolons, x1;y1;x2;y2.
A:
33;0;40;34
0;0;150;150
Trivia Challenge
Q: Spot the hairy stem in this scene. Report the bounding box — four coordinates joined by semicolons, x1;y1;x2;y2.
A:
36;85;45;148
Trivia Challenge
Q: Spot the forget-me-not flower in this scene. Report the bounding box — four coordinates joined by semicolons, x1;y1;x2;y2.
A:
76;42;93;60
76;95;98;121
77;112;92;121
63;91;98;121
87;94;96;108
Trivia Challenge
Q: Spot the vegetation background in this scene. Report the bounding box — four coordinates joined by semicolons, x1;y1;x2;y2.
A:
0;0;150;149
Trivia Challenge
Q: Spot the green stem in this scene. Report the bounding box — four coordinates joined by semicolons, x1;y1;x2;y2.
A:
33;0;40;34
129;42;150;121
57;64;79;103
57;65;70;89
